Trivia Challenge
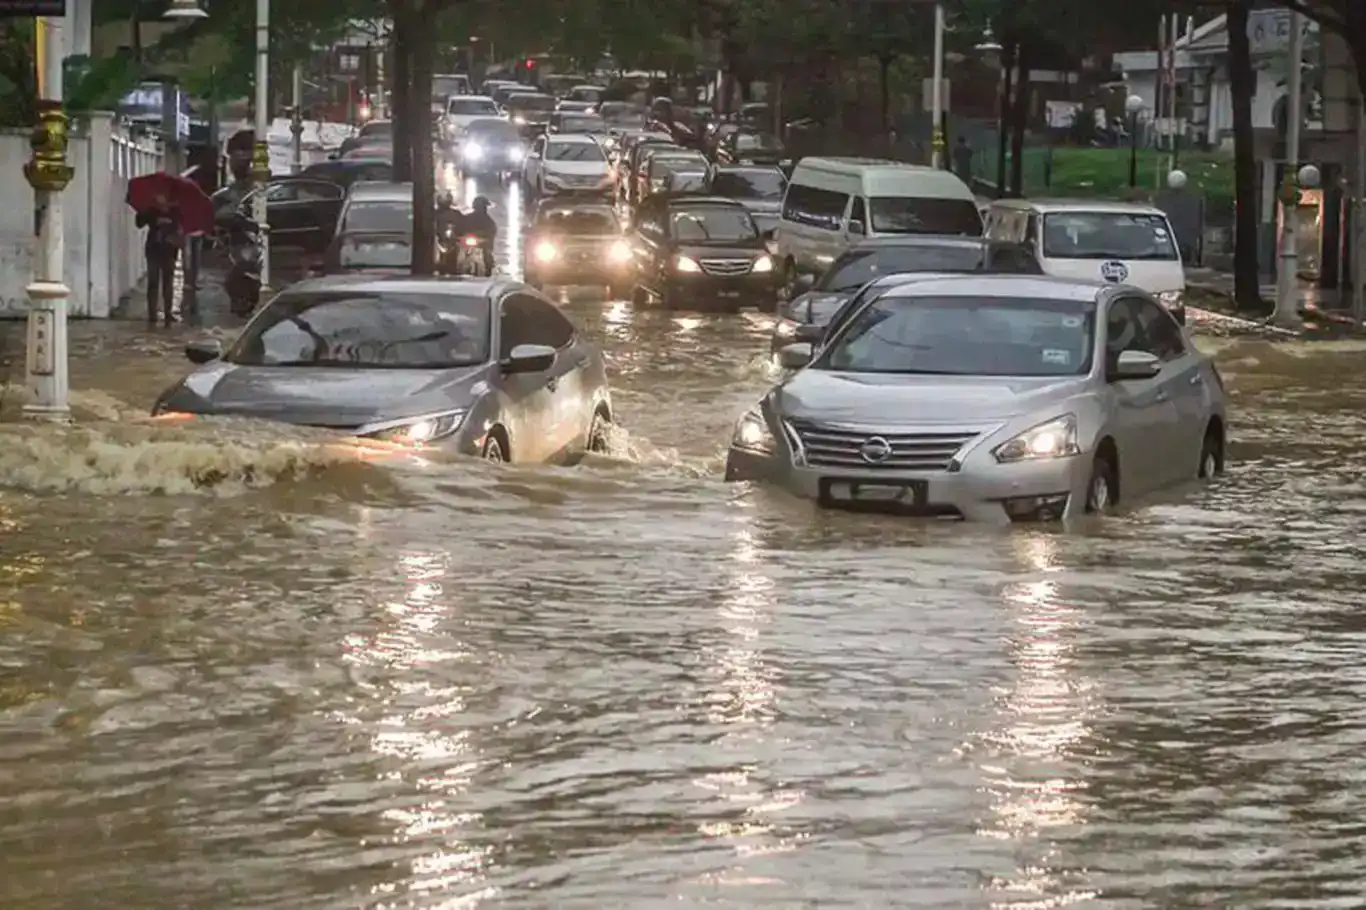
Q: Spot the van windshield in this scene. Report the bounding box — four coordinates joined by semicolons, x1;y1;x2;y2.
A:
869;197;983;236
1042;212;1179;261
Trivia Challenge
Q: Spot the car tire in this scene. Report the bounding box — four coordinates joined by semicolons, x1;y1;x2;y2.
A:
1085;453;1117;513
1198;425;1223;478
779;259;799;300
588;412;611;454
482;435;506;462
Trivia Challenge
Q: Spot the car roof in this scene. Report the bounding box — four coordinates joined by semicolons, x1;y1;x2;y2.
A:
878;273;1110;302
546;132;601;144
346;181;413;201
284;274;507;298
992;197;1166;215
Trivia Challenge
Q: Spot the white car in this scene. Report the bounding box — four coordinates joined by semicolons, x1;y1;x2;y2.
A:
523;133;613;198
441;95;502;145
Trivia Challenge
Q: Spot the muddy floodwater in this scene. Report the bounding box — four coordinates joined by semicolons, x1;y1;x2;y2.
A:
4;185;1366;906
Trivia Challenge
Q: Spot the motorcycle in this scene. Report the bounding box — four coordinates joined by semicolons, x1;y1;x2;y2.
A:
454;234;490;277
221;212;264;316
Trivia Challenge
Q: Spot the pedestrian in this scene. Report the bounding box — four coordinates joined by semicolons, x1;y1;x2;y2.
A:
136;192;183;326
953;136;974;184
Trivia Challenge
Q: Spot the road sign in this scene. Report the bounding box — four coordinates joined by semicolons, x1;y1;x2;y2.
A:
0;0;65;14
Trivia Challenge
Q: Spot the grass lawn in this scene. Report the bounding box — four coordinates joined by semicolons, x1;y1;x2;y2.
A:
980;146;1235;215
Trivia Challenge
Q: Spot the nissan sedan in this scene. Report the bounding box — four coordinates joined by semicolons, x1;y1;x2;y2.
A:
727;275;1227;523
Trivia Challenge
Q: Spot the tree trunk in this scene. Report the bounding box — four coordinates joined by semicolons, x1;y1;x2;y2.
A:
995;43;1015;197
877;55;892;135
407;15;437;275
390;18;414;183
1008;43;1031;197
1226;0;1261;312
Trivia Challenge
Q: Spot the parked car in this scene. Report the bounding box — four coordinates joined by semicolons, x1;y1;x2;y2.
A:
154;275;615;464
772;236;1043;350
627;193;779;310
728;274;1227;522
229;176;344;251
524;200;633;295
524;133;612;198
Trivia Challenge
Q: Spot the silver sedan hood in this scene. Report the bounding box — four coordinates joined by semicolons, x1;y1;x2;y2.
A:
774;369;1089;425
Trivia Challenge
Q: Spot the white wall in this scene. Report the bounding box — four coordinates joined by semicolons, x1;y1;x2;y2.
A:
0;114;161;319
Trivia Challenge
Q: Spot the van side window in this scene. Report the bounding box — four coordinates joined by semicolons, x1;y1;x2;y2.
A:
848;197;867;233
782;184;849;230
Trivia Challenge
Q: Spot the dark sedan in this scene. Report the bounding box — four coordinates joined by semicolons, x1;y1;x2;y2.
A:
153;276;614;464
771;236;1043;350
627;194;779;310
219;176;344;252
707;165;786;234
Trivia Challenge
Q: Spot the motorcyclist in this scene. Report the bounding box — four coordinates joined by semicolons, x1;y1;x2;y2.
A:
464;196;497;273
435;191;464;271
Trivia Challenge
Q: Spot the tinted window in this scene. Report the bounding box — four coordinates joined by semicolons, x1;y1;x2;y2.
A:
1042;212;1178;260
509;95;556;112
546;140;605;162
818;245;991;291
536;207;618;234
500;294;575;356
818;296;1095;377
735;132;782;150
710;169;785;199
448;98;498;115
649;154;704;175
783;184;849;230
559;115;606;133
868;197;983;235
227;292;490;367
343;201;412;233
668;172;709;192
465;120;520;143
336;236;412;269
670;207;758;242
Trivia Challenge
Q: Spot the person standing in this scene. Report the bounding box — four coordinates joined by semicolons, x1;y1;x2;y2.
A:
953;136;974;184
136;193;183;326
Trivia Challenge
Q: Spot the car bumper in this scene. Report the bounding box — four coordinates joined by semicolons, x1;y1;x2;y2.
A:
665;274;779;305
527;259;632;285
723;448;1093;524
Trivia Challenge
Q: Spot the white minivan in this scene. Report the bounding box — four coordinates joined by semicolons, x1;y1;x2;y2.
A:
774;157;982;284
985;198;1187;321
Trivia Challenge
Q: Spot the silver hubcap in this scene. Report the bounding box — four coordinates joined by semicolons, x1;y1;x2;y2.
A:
1202;450;1217;477
1089;475;1110;510
484;442;503;462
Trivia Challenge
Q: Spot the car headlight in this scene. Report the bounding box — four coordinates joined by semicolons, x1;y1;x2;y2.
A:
675;255;701;273
993;414;1079;464
607;239;631;262
732;409;775;453
751;255;774;273
361;410;465;445
773;317;799;339
463;143;483;160
533;239;558;263
507;146;524;162
1157;290;1184;310
513;115;526;124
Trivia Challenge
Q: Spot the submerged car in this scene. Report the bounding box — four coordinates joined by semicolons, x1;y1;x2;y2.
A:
772;236;1042;350
727;274;1227;523
154;276;614;464
524;200;633;294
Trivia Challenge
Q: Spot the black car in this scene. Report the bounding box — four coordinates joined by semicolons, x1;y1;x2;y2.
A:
507;93;556;136
771;236;1043;350
627;194;779;310
459;118;525;179
302;157;393;188
319;230;415;275
221;176;345;252
714;129;787;167
707;165;786;234
524;200;633;295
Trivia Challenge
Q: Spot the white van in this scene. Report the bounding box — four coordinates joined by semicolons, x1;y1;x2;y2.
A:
774;157;982;281
985;199;1187;321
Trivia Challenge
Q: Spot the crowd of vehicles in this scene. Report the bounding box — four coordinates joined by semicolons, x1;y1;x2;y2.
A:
178;69;1217;523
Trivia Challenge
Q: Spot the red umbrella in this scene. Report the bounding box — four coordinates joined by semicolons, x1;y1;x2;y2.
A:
126;171;215;235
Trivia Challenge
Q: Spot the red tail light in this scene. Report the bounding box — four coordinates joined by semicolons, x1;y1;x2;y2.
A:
462;236;479;247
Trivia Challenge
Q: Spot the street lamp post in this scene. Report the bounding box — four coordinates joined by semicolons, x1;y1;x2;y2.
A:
930;2;945;168
291;66;303;174
253;0;271;289
23;17;74;423
1273;10;1305;328
1125;94;1144;188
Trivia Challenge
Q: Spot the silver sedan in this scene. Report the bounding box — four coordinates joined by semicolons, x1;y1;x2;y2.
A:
725;275;1228;523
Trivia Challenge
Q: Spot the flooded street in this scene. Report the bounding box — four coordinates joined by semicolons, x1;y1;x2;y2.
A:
4;181;1366;907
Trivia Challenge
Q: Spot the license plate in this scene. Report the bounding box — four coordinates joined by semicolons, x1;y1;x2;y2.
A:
717;290;741;298
822;479;927;507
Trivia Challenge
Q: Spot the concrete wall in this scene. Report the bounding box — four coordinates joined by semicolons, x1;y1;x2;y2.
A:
0;114;161;319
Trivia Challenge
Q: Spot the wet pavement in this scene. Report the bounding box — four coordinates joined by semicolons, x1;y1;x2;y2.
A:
4;177;1366;907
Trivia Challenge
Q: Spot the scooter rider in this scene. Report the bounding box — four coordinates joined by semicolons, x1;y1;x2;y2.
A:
464;196;497;273
435;191;464;271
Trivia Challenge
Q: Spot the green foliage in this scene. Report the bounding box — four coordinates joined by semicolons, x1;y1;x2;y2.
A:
0;20;37;127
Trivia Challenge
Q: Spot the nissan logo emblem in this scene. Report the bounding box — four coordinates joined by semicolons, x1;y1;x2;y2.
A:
858;436;893;464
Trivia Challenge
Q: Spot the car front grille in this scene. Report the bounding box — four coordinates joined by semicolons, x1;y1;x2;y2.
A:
699;258;752;276
788;420;979;471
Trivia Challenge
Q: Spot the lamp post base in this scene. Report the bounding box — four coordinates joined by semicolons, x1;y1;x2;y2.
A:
22;279;71;423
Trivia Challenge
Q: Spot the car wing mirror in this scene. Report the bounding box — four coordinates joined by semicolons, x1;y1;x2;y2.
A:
793;323;824;344
501;343;556;373
776;342;813;370
185;339;222;364
847;219;865;235
1110;349;1161;381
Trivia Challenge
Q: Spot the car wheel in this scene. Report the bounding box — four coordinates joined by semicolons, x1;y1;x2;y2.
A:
779;260;798;299
588;412;611;453
1085;453;1117;513
482;435;506;462
1198;425;1223;478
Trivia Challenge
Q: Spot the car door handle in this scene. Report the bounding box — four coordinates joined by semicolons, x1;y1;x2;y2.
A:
1188;373;1203;386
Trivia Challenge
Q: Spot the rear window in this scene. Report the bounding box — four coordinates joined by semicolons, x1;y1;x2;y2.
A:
547;141;605;162
670;207;758;242
448;97;498;115
509;95;556;112
558;115;606;133
869;197;983;236
342;201;412;233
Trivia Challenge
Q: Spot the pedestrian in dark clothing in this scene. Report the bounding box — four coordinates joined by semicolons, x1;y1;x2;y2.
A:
953;136;974;184
136;193;183;326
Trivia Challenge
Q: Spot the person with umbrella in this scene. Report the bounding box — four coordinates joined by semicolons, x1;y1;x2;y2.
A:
127;172;214;325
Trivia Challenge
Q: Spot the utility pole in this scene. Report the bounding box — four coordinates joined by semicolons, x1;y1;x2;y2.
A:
1272;10;1303;327
291;65;303;173
930;3;945;168
252;0;271;289
1355;97;1365;324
